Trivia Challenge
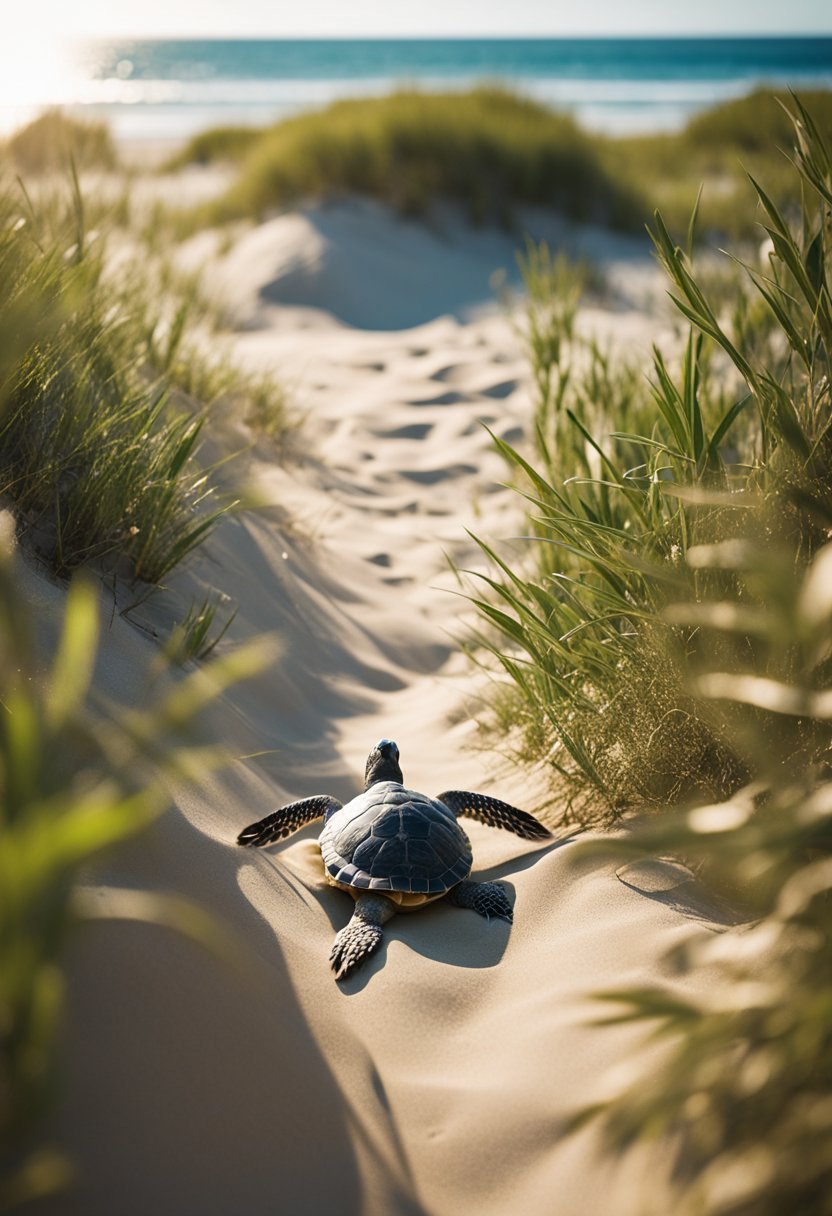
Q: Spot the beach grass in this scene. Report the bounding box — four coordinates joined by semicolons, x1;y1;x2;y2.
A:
682;86;832;153
165;124;263;168
164;593;239;664
180;88;646;230
569;534;832;1216
467;93;832;823
463;90;832;1216
600;88;832;240
0;176;289;585
171;86;832;242
0;184;224;583
3;110;117;175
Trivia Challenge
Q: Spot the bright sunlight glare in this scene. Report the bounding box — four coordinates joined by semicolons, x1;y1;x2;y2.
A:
0;37;82;135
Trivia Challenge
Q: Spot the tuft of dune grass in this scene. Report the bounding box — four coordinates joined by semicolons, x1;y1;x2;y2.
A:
468;93;832;823
600;88;832;240
4;110;117;174
0;177;289;584
188;88;647;230
683;86;832;153
165;124;263;169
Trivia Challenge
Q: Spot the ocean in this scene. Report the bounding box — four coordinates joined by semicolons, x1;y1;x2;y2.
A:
6;37;832;142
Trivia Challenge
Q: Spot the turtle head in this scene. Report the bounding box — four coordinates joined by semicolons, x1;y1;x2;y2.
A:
364;739;403;788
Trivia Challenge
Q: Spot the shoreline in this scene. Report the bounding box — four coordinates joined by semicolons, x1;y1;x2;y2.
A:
4;35;831;145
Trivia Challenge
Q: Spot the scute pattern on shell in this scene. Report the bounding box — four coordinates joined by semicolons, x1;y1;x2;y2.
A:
319;782;473;896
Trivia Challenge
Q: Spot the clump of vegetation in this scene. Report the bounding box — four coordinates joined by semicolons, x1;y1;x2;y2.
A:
0;185;223;583
684;86;832;154
0;177;288;584
4;110;116;175
472;91;832;1216
238;371;292;444
571;542;832;1216
600;88;832;241
188;88;645;229
166;124;262;168
165;593;238;664
466;252;747;819
159;334;291;445
469;95;831;823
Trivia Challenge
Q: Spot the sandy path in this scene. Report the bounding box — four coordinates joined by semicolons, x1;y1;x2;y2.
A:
29;202;716;1216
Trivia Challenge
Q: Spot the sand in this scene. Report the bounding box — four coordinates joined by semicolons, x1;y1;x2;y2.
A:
26;192;723;1215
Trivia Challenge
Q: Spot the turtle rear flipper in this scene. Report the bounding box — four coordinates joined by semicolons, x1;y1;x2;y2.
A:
437;790;550;840
450;879;513;922
330;894;395;980
237;795;342;847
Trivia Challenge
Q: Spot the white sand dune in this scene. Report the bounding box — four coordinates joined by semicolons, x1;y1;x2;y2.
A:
179;197;663;331
31;201;718;1215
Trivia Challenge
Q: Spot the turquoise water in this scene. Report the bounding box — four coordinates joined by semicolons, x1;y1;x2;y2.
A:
19;37;832;140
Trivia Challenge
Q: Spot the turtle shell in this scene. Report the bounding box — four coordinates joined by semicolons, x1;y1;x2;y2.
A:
319;781;472;906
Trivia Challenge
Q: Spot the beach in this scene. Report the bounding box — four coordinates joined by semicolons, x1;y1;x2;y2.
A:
0;6;829;1205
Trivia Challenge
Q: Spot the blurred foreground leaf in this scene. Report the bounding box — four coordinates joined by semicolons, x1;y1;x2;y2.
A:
0;534;272;1205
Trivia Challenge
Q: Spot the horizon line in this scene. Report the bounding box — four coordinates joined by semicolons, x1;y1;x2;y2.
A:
66;31;832;41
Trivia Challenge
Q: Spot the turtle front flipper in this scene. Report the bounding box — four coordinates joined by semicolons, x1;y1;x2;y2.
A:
237;795;342;847
330;894;395;981
436;790;550;840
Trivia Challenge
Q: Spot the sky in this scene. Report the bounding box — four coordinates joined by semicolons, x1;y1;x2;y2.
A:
5;0;832;38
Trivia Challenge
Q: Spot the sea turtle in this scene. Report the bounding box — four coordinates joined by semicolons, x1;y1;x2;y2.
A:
237;738;550;979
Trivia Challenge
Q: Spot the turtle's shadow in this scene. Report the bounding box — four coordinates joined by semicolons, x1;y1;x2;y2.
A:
334;835;571;993
481;833;579;883
335;880;513;994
